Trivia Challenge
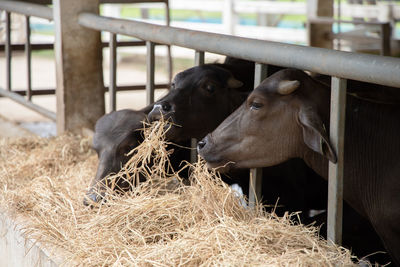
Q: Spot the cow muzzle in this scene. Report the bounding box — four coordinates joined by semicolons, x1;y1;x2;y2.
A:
148;102;175;122
83;190;105;207
197;135;231;171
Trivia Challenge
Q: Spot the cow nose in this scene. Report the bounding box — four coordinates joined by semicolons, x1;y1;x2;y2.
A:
148;102;173;122
197;138;207;150
83;192;102;207
148;105;162;122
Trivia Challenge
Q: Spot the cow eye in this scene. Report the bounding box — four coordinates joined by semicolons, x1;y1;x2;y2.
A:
250;102;263;110
205;84;216;93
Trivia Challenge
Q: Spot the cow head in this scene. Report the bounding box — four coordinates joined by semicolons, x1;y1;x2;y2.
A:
148;64;249;142
198;69;336;171
83;109;146;206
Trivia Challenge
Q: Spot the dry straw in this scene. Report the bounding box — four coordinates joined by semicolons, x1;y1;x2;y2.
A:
0;121;357;266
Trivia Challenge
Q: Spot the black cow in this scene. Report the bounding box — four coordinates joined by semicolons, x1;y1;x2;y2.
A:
147;58;329;219
84;108;190;206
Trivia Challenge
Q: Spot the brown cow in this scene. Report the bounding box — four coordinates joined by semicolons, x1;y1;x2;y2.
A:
198;68;400;266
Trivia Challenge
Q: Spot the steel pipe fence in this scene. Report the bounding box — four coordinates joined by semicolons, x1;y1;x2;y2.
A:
78;13;400;88
0;0;172;120
0;0;52;20
249;63;268;208
190;50;205;163
308;17;392;56
77;12;400;246
0;1;55;120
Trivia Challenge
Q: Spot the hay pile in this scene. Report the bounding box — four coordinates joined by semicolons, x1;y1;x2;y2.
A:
0;122;357;266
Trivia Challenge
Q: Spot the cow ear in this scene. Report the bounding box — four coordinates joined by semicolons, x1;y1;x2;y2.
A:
227;77;243;89
298;107;337;163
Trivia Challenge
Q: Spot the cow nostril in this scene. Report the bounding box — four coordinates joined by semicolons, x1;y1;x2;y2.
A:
197;140;206;150
162;102;171;112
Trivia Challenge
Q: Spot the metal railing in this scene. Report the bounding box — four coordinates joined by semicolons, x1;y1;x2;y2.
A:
78;12;400;245
0;1;55;120
309;17;392;56
0;0;171;119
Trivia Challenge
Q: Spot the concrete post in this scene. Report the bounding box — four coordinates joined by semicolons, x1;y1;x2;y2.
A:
307;0;333;49
53;0;105;134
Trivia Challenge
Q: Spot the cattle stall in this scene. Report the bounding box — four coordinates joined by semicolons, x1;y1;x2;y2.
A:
1;0;400;264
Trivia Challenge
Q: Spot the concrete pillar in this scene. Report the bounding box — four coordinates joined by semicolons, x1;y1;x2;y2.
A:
307;0;333;49
53;0;105;134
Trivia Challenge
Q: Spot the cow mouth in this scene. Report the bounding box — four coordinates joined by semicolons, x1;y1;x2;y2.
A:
200;154;235;172
207;160;235;173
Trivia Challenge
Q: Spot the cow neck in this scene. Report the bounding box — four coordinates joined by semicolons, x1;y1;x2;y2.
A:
303;149;329;180
301;79;332;180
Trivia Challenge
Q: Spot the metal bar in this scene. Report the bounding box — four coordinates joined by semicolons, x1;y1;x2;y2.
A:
249;168;263;207
25;15;32;100
380;23;391;57
337;0;341;50
190;50;206;163
165;0;173;87
190;139;198;163
109;33;117;112
113;84;168;91
103;40;145;47
78;13;400;88
0;88;56;121
100;0;169;3
194;50;205;66
0;43;53;51
0;1;53;20
2;0;170;3
248;63;269;208
0;83;170;98
254;63;269;86
146;41;155;106
327;77;347;245
0;41;164;52
5;11;11;91
308;17;390;26
0;89;56;97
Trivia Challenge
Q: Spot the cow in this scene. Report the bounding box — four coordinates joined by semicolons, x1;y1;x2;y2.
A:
83;107;192;206
147;59;330;221
198;68;400;266
83;109;148;206
148;60;253;142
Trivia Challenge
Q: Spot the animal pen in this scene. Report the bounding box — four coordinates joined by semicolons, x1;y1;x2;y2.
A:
0;0;400;265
